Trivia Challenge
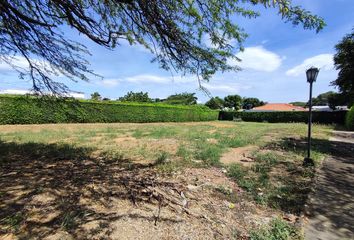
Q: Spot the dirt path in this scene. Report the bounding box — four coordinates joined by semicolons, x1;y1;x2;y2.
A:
304;131;354;240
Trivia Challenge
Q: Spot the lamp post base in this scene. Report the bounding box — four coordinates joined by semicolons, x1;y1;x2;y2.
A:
303;157;315;167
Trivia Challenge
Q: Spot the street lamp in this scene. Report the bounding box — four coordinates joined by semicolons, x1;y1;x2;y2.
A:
303;67;319;166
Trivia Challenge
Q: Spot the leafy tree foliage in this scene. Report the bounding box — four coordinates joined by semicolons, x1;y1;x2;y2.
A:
153;98;164;103
118;91;152;102
0;0;325;93
328;93;349;110
205;97;225;110
90;92;102;101
346;106;354;130
224;94;242;110
242;97;265;109
165;92;197;105
291;91;348;110
331;28;354;107
308;91;335;106
300;91;349;109
290;102;306;107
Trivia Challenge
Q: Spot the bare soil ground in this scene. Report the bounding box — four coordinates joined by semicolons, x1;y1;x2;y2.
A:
0;154;274;239
220;146;257;166
0;122;333;239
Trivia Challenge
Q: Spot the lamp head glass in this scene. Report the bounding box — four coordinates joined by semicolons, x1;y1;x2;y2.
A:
306;67;319;83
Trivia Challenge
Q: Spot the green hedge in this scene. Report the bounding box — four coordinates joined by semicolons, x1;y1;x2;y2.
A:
219;111;347;124
345;106;354;130
0;95;218;124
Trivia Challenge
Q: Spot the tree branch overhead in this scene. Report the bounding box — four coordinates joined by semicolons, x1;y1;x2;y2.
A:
0;0;326;93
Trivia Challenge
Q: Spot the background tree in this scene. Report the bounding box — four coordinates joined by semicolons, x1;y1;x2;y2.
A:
0;0;325;94
165;93;197;105
308;91;335;106
290;102;306;107
242;97;265;109
224;95;242;110
153;98;164;103
291;91;348;110
90;92;102;101
331;28;354;107
205;97;225;110
328;93;348;110
118;91;151;102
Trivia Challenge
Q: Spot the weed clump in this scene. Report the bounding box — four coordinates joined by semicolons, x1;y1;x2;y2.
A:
155;151;169;165
249;218;301;240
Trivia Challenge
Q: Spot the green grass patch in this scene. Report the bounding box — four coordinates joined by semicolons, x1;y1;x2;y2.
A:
227;150;317;214
249;218;301;240
195;142;223;166
176;144;193;162
155;151;169;165
0;212;24;231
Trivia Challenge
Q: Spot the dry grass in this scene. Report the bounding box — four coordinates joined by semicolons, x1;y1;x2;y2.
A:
0;121;333;239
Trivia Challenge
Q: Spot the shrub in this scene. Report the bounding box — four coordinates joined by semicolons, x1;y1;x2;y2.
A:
345;106;354;130
219;111;347;124
0;95;218;124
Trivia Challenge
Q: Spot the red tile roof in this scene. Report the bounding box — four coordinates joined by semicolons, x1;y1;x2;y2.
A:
252;103;306;111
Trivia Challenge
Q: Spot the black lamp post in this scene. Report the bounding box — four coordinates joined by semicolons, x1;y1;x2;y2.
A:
303;67;319;166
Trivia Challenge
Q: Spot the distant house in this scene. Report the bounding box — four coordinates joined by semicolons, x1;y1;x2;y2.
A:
312;106;349;112
247;103;306;112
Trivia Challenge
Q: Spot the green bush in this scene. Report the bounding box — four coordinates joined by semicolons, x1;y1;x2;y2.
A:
0;95;218;124
345;106;354;130
219;111;347;124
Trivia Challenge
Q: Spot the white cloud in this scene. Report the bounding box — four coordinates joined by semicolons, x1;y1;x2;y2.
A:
125;74;170;84
102;74;252;95
119;39;154;54
202;35;214;48
99;79;120;87
173;76;196;84
95;74;194;87
0;56;29;71
0;55;62;77
203;83;251;94
0;89;32;95
67;93;85;99
286;54;334;77
228;46;282;72
122;74;194;84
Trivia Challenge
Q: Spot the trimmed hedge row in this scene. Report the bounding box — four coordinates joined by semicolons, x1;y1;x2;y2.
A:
219;111;348;124
0;96;218;124
345;106;354;130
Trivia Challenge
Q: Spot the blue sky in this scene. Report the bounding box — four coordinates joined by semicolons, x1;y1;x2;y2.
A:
0;0;353;103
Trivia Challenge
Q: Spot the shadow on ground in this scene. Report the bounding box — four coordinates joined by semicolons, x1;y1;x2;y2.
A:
2;134;352;239
267;135;354;239
0;141;181;239
269;136;354;159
